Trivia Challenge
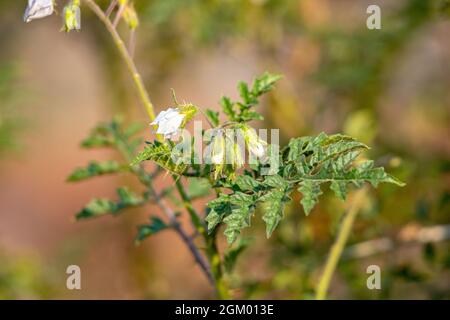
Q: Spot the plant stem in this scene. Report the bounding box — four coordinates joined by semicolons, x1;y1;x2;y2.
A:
84;0;229;298
83;0;156;121
174;177;230;299
315;187;367;300
146;184;214;285
205;232;230;299
113;125;214;285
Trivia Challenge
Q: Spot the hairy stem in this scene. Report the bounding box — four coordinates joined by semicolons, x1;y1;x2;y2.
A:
83;0;156;121
315;187;367;300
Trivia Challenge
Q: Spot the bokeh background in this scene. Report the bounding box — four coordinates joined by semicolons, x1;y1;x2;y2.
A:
0;0;449;299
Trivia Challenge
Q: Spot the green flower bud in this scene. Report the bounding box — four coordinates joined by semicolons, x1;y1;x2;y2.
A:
210;130;226;179
178;104;198;128
123;3;139;30
62;1;81;33
241;124;267;158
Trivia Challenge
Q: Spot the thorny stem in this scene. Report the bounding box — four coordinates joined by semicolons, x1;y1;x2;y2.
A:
315;187;367;300
83;0;229;298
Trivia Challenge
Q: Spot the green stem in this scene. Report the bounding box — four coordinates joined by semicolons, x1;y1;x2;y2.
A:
205;232;230;299
83;0;156;121
315;187;367;300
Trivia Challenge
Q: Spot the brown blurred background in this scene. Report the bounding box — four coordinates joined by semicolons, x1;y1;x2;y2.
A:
0;0;449;299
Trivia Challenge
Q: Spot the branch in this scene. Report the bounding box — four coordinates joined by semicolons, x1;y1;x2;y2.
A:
83;0;156;121
147;184;214;285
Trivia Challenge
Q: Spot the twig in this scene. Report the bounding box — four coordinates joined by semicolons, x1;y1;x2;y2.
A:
113;1;126;28
129;28;136;58
105;0;118;17
83;0;156;121
147;185;214;285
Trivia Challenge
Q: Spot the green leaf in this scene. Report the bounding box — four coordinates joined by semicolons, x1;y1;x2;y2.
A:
187;177;211;199
205;109;220;126
238;81;255;105
252;72;283;96
330;180;347;201
263;174;289;189
261;189;290;237
220;96;235;120
240;110;264;122
224;238;250;273
80;123;114;148
67;160;123;182
223;192;255;244
116;187;142;209
206;194;232;233
75;187;143;220
260;175;291;237
131;142;189;174
75;199;116;220
135;217;169;243
298;181;322;216
234;175;261;192
283;132;404;214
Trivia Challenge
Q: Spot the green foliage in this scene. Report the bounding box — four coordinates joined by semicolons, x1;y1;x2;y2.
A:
260;175;292;237
298;181;323;216
67;160;125;182
205;109;220;127
206;132;404;244
131;141;189;174
81;119;144;153
187;177;211;200
222;192;257;244
75;187;143;220
220;72;282;123
135;217;169;244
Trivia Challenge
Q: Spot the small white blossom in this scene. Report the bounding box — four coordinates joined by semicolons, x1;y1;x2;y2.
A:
24;0;54;23
150;107;185;139
211;130;226;165
242;126;267;158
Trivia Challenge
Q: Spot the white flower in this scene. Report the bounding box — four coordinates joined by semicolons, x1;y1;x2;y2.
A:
24;0;54;23
150;107;185;139
210;130;226;165
242;125;267;158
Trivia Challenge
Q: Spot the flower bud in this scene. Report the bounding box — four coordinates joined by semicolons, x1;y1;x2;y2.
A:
224;130;244;169
211;130;225;165
123;3;139;30
241;125;267;159
62;1;81;32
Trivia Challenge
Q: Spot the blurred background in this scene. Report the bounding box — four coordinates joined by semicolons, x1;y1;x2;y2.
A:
0;0;449;299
